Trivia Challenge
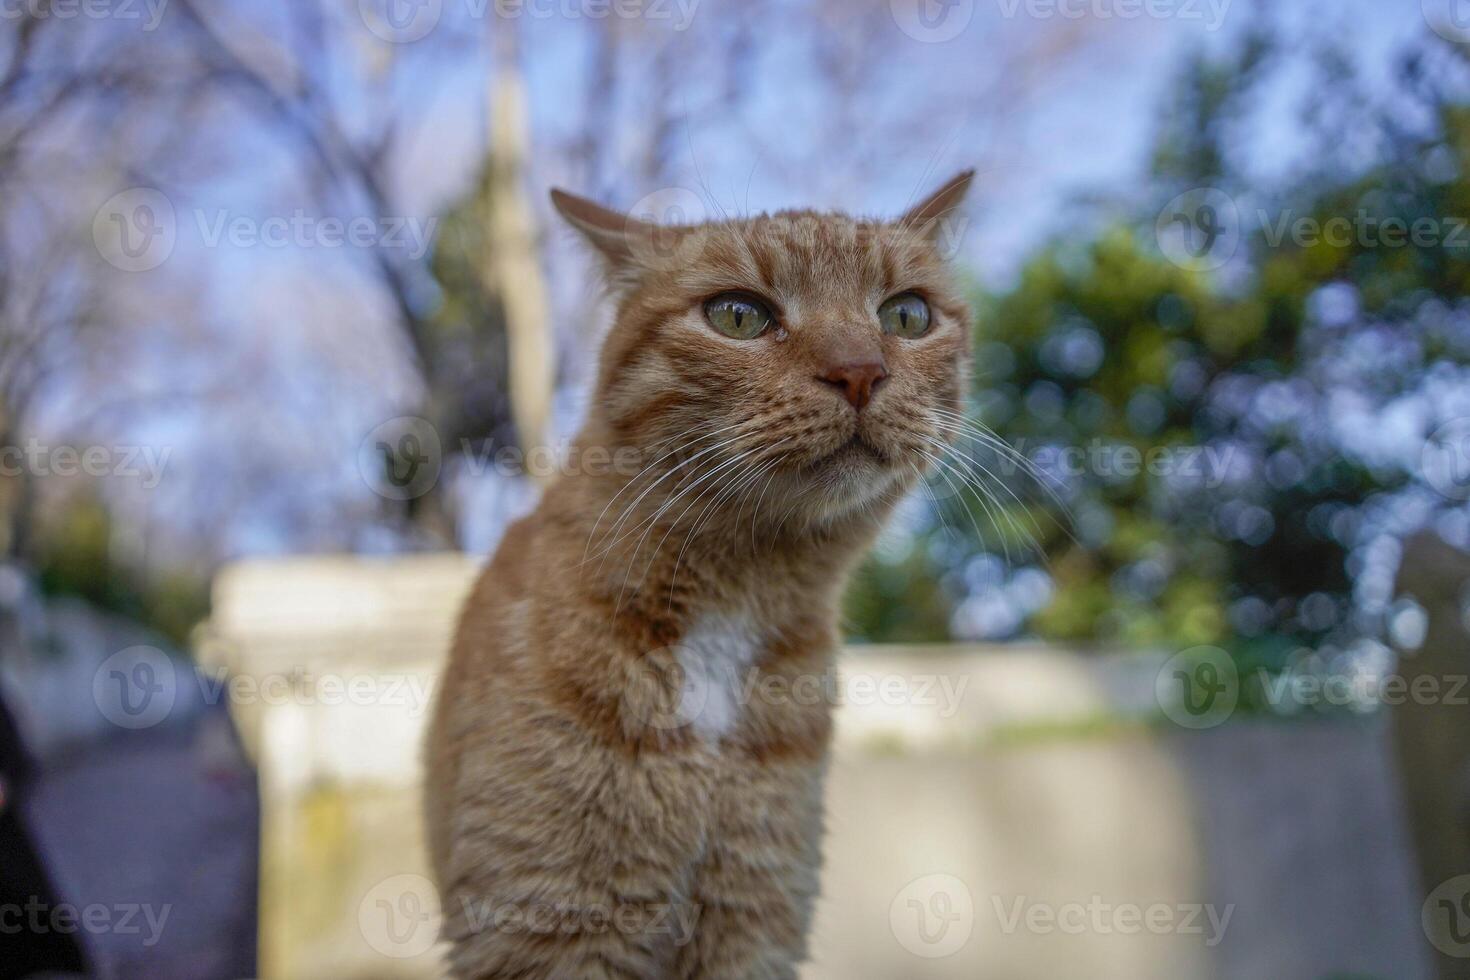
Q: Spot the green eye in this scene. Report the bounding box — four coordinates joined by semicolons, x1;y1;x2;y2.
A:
704;293;775;339
879;292;932;338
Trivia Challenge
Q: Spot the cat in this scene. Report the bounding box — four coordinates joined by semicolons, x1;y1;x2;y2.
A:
424;170;973;979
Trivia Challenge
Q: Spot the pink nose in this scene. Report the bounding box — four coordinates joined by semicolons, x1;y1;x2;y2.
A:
817;360;888;411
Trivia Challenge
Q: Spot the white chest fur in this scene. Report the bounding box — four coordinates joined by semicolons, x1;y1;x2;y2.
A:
673;612;762;740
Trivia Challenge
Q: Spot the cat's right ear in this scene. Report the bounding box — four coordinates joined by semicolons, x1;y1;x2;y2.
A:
549;188;651;275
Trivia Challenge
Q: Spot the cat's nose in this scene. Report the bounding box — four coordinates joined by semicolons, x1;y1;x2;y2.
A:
816;360;888;411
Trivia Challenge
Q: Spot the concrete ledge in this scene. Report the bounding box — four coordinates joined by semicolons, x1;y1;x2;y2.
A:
199;555;1432;979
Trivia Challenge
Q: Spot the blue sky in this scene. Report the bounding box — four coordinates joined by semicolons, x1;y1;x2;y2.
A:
67;0;1445;561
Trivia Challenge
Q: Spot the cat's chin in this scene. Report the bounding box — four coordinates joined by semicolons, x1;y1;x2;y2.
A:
797;438;908;522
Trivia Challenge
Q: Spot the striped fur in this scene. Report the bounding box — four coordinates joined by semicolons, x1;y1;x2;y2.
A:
425;173;973;979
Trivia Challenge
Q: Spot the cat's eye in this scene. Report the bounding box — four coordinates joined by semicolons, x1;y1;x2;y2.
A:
878;292;932;339
704;293;775;340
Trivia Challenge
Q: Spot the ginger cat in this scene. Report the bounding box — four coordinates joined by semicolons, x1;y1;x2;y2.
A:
424;171;973;979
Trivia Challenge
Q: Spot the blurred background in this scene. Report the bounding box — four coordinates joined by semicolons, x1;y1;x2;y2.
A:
3;0;1470;976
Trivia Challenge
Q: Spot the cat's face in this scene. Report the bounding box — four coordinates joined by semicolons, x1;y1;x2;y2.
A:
556;173;973;527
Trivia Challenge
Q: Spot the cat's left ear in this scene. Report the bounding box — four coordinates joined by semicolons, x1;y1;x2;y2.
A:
550;189;647;266
550;188;687;287
898;169;974;247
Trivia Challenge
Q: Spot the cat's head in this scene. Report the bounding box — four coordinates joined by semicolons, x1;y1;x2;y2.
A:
553;172;973;529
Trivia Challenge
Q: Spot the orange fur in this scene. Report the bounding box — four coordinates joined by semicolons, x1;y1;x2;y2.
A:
425;173;973;979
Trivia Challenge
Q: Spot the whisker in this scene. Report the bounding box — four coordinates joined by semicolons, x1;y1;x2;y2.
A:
666;447;787;608
587;427;754;569
581;422;724;561
747;453;787;553
929;409;1076;523
916;446;1017;565
927;426;1062;551
616;444;768;612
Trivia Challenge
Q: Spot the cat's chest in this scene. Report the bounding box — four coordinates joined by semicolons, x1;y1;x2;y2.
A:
673;611;764;741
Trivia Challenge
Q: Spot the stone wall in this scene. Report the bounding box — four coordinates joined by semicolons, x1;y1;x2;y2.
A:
201;554;1434;979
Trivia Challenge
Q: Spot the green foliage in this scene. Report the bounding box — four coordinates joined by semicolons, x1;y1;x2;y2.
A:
35;494;209;648
425;168;516;456
846;35;1470;662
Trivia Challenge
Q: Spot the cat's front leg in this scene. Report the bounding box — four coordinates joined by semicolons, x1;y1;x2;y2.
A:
674;759;828;980
437;698;716;979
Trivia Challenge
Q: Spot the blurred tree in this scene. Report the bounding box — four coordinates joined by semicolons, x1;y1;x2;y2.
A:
33;491;208;647
847;32;1470;684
